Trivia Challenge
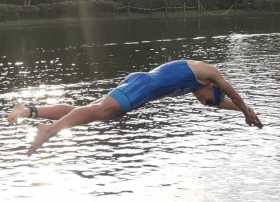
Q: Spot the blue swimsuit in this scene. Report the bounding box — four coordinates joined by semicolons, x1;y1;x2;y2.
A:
108;60;204;112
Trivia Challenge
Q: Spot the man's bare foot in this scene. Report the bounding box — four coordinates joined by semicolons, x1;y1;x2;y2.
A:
27;123;53;157
7;103;30;124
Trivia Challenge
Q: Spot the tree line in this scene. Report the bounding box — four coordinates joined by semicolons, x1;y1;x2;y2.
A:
112;0;280;10
0;0;279;9
0;0;279;22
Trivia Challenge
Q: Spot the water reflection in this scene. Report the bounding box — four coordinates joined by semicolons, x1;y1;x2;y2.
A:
0;16;280;202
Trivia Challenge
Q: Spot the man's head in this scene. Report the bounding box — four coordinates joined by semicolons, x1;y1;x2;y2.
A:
193;83;225;107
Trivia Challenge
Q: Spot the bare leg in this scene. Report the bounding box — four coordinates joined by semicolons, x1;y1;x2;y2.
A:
27;96;122;156
8;104;76;123
35;105;76;120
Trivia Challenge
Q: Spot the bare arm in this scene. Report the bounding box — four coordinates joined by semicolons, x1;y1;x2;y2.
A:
218;98;241;111
206;65;263;128
216;78;249;113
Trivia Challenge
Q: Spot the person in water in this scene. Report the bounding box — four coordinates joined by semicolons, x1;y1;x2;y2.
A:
8;60;263;156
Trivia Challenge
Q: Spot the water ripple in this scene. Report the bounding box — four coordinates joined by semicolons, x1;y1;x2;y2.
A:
0;28;280;202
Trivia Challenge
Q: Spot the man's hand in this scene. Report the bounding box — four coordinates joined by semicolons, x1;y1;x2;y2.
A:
245;107;263;129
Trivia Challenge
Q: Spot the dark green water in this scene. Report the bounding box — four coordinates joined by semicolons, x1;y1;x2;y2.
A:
0;15;280;202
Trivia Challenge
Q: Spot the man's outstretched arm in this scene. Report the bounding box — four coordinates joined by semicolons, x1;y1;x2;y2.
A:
218;98;240;111
207;66;263;128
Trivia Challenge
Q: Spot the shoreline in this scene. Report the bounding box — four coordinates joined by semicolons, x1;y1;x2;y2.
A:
0;9;280;29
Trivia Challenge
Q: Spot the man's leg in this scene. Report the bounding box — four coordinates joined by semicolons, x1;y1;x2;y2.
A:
27;96;122;156
8;104;76;123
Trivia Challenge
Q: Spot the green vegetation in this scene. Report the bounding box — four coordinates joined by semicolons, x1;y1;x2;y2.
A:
0;0;279;22
115;0;280;10
0;0;120;21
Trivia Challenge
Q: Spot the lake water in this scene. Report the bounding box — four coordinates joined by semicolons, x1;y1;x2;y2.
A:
0;14;280;202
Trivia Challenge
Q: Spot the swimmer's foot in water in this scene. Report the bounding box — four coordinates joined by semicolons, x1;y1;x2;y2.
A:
7;103;30;124
27;123;53;157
